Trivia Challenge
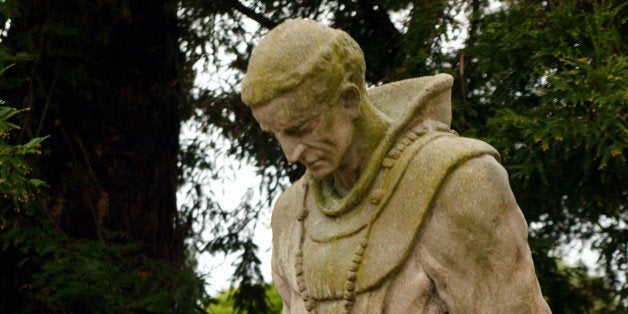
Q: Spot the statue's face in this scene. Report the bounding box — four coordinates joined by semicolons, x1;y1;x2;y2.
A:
251;81;359;179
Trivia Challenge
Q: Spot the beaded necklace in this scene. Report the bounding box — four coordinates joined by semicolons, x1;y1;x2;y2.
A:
294;127;432;313
295;177;373;313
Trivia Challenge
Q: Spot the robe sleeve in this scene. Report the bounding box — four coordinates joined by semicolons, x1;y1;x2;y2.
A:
270;188;296;313
417;154;551;313
272;256;292;313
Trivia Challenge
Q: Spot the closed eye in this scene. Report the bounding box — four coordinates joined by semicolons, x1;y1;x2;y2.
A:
285;122;311;136
285;127;302;136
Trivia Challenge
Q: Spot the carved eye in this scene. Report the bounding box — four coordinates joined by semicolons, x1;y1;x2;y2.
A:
285;123;308;136
284;127;301;136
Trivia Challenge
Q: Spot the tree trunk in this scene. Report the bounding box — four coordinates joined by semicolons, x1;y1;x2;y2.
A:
1;0;187;309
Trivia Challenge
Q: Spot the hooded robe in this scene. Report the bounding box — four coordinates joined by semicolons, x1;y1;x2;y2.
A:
271;74;551;314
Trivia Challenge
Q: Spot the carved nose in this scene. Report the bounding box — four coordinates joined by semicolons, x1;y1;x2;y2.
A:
278;135;304;164
286;144;305;164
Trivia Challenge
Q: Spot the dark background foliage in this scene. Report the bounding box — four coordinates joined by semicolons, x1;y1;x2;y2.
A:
0;0;625;312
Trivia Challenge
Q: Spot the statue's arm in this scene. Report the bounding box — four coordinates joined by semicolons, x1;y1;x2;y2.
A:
417;155;550;313
271;256;292;313
271;192;294;313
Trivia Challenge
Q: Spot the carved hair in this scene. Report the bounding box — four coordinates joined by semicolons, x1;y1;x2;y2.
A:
241;19;366;107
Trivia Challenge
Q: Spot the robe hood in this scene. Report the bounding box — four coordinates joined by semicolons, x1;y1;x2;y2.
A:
369;73;454;132
309;73;456;218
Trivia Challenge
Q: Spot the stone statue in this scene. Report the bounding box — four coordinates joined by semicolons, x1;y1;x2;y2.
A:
241;19;551;313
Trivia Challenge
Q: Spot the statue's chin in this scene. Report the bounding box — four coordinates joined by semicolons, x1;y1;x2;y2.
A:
306;163;334;180
308;170;329;180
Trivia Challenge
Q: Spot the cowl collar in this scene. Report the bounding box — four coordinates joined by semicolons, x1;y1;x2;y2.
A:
310;74;455;217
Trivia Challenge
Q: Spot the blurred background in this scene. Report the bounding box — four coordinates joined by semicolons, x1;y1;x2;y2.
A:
0;0;625;312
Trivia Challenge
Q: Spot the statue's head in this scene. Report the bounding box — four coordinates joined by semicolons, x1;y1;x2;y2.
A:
241;19;367;179
241;18;366;107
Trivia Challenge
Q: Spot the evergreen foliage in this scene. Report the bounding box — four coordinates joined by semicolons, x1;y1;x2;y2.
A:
469;1;627;306
1;103;207;312
206;284;282;314
0;1;208;312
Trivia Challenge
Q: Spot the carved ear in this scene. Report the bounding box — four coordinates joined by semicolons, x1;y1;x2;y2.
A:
340;84;360;120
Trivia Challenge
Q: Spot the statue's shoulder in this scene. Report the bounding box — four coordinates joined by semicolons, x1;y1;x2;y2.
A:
389;132;503;205
406;133;501;171
402;133;513;220
271;177;306;233
273;177;306;211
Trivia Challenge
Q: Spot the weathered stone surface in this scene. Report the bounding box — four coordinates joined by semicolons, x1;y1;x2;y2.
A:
242;18;551;314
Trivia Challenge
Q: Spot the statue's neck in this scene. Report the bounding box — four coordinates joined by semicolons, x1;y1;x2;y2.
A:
332;100;390;196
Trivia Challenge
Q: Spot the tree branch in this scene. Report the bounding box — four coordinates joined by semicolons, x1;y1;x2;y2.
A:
459;0;482;105
227;0;278;30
